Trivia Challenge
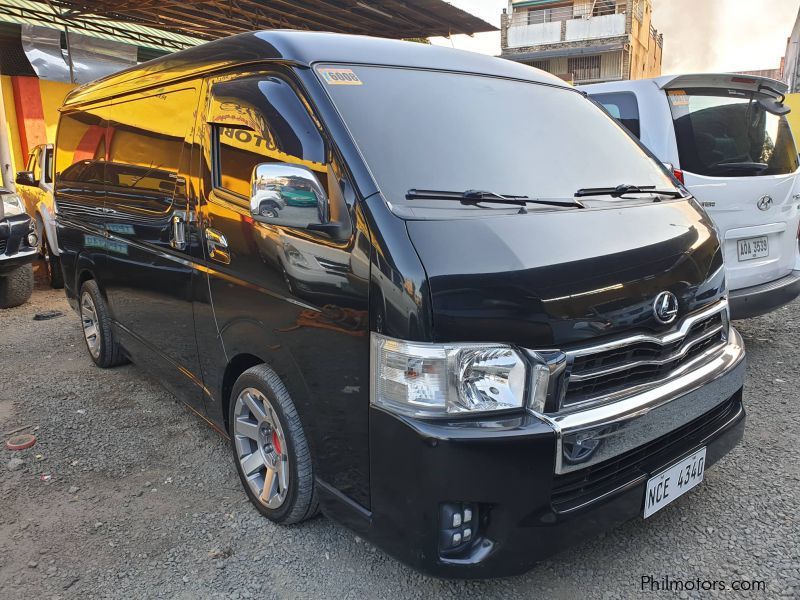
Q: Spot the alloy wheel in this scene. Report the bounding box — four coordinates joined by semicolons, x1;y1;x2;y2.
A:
80;292;101;359
233;387;289;509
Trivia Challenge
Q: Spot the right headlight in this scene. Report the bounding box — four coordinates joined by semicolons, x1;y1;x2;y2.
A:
370;333;550;418
1;193;25;218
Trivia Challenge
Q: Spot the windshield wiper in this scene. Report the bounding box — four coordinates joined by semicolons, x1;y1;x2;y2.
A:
574;184;684;199
707;161;768;175
406;189;585;209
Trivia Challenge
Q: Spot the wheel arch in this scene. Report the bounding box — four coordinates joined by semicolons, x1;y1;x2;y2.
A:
34;202;60;255
74;252;107;300
221;353;266;431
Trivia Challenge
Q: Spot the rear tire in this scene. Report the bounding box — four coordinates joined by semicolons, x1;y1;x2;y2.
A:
229;364;318;524
79;280;127;368
0;264;34;308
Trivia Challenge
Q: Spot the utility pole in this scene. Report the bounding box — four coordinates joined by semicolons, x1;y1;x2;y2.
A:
0;87;16;191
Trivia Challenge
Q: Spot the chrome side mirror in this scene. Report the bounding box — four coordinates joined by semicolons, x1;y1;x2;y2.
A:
250;163;327;229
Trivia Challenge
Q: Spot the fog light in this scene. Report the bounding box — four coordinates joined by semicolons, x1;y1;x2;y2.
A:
27;233;38;247
439;502;480;556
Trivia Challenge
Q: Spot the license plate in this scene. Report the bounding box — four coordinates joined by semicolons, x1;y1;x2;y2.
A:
737;236;769;261
643;447;706;518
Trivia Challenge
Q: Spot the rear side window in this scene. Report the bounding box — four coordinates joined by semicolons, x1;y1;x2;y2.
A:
592;92;640;138
209;75;326;201
107;87;196;214
668;87;799;177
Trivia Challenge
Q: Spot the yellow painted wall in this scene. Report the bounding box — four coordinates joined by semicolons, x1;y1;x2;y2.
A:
784;94;800;140
39;80;76;146
0;76;76;177
1;76;25;175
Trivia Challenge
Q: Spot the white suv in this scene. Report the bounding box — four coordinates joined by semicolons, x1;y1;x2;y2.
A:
583;74;800;319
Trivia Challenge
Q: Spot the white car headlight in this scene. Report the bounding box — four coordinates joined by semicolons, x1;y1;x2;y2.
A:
370;333;550;418
1;193;25;218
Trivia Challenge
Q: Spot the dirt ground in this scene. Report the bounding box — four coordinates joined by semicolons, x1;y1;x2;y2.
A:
1;262;798;599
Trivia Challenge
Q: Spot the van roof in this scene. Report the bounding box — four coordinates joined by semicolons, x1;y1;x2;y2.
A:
63;30;568;107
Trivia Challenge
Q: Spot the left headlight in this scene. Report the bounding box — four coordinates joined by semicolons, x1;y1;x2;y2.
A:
370;333;550;418
1;193;25;218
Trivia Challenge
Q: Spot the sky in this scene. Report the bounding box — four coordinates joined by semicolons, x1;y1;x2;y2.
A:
430;0;800;74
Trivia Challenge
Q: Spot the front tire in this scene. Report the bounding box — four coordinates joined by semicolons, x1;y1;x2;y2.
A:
259;201;279;218
0;264;34;308
79;280;127;368
229;364;318;524
41;230;64;289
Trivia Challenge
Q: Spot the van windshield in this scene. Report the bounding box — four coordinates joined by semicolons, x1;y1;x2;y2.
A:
316;65;674;211
668;87;799;177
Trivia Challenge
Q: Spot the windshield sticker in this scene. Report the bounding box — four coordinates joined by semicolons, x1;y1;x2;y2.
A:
318;68;362;86
667;90;689;106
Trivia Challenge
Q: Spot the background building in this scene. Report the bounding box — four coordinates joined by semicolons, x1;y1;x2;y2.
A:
500;0;663;84
783;7;800;93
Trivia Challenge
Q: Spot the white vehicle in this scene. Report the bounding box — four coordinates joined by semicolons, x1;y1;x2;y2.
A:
583;74;800;319
15;143;63;288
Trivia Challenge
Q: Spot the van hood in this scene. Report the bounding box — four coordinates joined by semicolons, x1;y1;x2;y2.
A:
405;200;725;348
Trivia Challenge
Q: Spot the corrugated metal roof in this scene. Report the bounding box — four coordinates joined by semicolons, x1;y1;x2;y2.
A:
0;0;201;51
42;0;497;40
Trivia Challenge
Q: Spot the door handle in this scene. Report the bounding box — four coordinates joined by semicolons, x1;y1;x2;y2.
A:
170;214;187;250
205;227;230;264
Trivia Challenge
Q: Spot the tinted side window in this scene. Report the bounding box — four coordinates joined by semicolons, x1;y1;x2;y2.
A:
43;147;53;184
592;92;641;138
107;88;196;214
210;75;326;200
32;148;43;182
26;150;38;175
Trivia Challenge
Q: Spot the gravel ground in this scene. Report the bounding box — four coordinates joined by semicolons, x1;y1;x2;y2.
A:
1;262;798;599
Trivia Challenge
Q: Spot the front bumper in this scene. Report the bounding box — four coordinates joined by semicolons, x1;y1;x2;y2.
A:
365;329;746;578
729;270;800;319
0;213;37;274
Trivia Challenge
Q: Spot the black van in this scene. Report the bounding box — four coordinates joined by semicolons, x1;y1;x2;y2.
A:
55;31;746;578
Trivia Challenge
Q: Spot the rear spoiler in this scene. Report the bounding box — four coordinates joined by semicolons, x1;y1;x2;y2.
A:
658;73;790;116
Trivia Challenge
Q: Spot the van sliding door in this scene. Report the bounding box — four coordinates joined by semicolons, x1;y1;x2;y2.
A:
101;83;206;409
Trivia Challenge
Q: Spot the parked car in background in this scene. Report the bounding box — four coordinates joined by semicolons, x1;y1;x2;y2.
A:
251;189;286;218
0;189;37;308
15;143;64;288
56;32;746;578
583;74;800;319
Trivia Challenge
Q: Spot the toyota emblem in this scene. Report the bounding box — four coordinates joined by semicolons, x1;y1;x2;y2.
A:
653;291;679;325
757;195;773;211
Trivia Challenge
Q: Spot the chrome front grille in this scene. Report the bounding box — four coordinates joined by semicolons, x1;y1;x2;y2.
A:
561;301;729;409
0;239;6;255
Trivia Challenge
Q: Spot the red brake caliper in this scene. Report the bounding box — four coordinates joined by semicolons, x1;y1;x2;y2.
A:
271;430;282;455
